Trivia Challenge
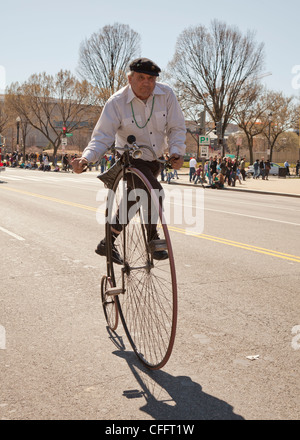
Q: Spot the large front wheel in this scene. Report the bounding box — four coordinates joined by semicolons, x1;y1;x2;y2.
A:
108;168;177;370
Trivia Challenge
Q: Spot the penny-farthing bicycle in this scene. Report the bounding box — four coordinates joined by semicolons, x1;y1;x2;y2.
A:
100;136;177;370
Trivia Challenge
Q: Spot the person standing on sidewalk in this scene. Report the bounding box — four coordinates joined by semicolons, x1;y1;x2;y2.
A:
284;160;290;176
259;157;265;180
189;156;197;182
206;157;213;185
253;159;259;179
210;156;217;176
265;159;271;180
230;159;237;187
240;157;246;181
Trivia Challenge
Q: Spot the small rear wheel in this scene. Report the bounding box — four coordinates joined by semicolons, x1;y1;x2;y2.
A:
101;275;118;331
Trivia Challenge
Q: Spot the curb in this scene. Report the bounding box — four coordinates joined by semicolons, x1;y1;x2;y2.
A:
161;180;300;198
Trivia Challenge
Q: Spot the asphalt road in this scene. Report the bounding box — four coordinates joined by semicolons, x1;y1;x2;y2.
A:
0;168;299;420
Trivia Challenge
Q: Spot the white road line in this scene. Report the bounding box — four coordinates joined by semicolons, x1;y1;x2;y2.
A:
164;200;300;226
0;226;25;241
1;176;22;180
3;174;99;184
206;194;300;212
205;207;300;227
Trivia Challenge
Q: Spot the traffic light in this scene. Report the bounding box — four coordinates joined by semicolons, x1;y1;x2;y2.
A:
212;120;223;137
62;126;67;137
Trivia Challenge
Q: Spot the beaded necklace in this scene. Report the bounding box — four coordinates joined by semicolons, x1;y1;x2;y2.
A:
130;96;155;129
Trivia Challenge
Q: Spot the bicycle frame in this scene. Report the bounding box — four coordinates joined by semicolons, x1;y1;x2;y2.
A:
106;148;156;292
105;138;169;290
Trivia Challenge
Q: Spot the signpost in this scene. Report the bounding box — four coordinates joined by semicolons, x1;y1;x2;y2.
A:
199;136;210;146
200;145;209;159
199;137;210;182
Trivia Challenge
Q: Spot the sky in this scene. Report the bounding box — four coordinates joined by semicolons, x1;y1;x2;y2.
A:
1;0;300;98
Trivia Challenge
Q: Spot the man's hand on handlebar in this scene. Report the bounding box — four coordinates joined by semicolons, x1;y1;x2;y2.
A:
72;157;88;174
169;154;184;170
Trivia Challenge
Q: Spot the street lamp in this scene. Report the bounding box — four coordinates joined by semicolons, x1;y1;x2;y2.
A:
16;116;21;153
268;112;273;160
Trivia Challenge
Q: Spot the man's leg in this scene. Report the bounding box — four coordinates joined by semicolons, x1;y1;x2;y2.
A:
96;159;167;261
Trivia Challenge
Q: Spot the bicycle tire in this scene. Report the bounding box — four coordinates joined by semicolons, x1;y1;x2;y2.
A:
101;275;119;331
107;167;177;370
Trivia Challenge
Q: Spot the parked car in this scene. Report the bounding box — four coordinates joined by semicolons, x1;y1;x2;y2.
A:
247;162;281;177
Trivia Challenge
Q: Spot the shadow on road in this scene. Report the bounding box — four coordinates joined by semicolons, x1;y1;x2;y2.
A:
106;327;244;420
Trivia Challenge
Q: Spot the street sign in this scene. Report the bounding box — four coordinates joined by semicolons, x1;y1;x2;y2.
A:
61;138;67;146
201;146;209;158
199;136;210;145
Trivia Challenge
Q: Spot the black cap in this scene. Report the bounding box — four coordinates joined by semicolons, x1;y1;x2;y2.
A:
129;58;161;76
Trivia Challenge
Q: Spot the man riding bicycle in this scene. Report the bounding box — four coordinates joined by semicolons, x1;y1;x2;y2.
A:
72;57;186;263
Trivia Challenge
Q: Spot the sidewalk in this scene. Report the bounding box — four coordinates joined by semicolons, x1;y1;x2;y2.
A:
162;171;300;198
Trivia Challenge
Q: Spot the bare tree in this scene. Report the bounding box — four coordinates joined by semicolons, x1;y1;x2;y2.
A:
77;23;141;104
260;91;295;161
0;100;9;134
6;70;98;160
232;83;269;163
168;20;265;146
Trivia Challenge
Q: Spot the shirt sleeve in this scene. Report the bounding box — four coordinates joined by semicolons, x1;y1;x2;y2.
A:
81;99;121;163
166;89;186;157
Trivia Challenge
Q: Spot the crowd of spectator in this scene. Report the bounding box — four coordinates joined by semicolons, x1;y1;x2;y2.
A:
0;151;80;172
1;151;299;182
187;155;246;189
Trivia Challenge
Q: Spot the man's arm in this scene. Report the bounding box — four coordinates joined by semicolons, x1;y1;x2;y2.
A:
80;98;121;165
165;88;186;159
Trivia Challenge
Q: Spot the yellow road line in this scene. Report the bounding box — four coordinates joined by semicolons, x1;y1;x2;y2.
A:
1;186;97;212
2;185;300;263
169;225;300;263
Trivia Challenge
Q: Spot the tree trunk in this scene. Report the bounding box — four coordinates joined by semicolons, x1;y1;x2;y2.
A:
246;135;254;164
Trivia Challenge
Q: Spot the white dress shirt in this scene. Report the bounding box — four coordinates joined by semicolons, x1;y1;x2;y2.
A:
82;82;186;163
189;158;197;168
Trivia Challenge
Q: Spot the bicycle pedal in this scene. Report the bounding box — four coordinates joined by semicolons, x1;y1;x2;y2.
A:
105;287;125;296
148;239;167;252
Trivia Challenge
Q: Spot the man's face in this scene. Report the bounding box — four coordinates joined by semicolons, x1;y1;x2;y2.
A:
128;72;157;100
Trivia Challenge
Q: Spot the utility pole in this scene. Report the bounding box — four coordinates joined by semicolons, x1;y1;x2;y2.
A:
216;120;224;157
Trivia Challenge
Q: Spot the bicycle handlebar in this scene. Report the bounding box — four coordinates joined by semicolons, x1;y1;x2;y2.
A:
116;135;170;165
